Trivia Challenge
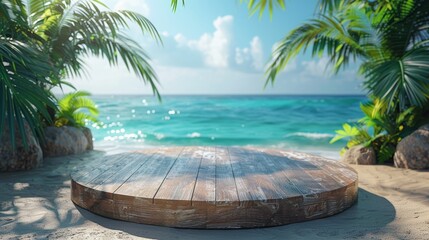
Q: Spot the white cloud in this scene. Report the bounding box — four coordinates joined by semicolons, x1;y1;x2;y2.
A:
235;47;250;65
174;15;233;68
114;0;150;16
56;56;363;95
250;36;264;70
235;36;264;71
174;33;187;46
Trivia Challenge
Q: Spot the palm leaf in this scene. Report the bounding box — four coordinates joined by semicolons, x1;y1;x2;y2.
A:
23;0;161;97
364;47;429;110
170;0;185;12
56;90;99;128
266;10;365;86
0;35;56;149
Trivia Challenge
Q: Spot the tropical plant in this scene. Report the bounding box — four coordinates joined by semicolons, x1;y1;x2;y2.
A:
265;0;429;111
22;0;162;98
54;91;99;128
330;98;423;163
1;0;163;149
0;0;57;148
234;0;429;162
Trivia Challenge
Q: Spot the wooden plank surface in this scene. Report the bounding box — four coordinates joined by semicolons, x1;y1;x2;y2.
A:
92;152;153;193
246;148;303;198
227;147;253;203
115;147;184;199
229;147;283;201
86;152;147;190
71;146;358;229
154;146;204;204
192;146;216;204
215;147;239;205
72;153;131;185
263;149;328;195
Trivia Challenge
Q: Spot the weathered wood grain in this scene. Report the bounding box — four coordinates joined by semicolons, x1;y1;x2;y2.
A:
154;146;204;205
192;146;216;205
71;146;358;229
115;147;184;199
214;147;240;206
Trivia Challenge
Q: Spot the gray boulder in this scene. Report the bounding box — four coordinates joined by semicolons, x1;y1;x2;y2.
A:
82;127;94;150
341;145;376;165
42;126;93;157
0;122;43;171
394;124;429;169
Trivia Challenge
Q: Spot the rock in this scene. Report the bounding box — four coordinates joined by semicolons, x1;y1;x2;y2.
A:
341;145;376;165
0;122;43;171
82;127;94;150
394;124;429;169
42;126;91;157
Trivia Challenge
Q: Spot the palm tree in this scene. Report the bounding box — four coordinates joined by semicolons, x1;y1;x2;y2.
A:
0;0;57;148
265;0;429;111
1;0;162;148
24;0;162;97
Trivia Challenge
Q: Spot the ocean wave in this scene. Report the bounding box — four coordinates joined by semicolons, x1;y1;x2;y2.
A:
284;132;334;139
187;132;201;138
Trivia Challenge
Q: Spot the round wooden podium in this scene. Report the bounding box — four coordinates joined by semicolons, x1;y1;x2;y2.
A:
71;146;358;228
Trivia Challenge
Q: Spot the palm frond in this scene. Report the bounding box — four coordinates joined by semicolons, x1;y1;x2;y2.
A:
80;33;160;98
21;0;161;96
364;47;429;110
240;0;285;18
265;11;365;86
0;36;56;148
56;90;99;127
379;0;429;58
170;0;185;12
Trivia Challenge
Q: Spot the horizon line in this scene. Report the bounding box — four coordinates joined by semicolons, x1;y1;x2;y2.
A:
65;93;367;97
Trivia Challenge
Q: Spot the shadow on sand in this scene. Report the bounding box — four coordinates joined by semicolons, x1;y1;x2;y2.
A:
0;150;396;239
76;187;395;240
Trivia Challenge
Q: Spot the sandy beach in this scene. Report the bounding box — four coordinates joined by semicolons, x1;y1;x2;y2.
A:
1;149;428;240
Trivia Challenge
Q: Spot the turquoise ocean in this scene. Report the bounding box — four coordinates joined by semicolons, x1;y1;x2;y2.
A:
88;95;366;159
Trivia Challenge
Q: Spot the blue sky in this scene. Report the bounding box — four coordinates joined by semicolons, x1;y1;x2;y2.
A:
64;0;364;95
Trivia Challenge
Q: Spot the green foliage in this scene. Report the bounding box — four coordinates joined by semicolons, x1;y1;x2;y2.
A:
242;0;429;163
330;123;361;144
55;91;99;128
25;0;162;98
0;0;57;149
265;0;429;111
1;0;163;149
331;98;422;163
171;0;185;12
170;0;287;18
240;0;285;18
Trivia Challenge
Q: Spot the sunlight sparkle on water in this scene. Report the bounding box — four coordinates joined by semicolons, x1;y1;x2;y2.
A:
187;132;201;138
155;133;164;140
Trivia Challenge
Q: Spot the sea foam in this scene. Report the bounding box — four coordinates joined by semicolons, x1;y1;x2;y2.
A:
285;132;334;139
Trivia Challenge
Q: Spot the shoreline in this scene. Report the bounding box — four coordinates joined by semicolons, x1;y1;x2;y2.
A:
1;148;427;239
94;141;342;160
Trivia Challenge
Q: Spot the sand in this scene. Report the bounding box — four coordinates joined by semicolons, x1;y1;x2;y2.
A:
1;149;428;240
